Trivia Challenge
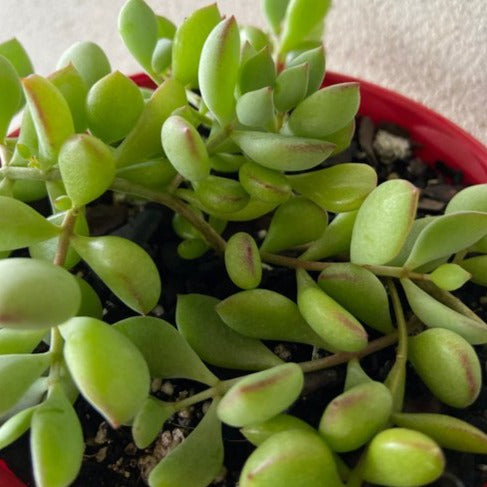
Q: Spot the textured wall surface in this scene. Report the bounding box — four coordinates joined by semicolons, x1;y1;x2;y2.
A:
1;0;486;144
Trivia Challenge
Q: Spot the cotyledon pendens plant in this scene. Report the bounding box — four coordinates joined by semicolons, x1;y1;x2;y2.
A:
0;0;487;486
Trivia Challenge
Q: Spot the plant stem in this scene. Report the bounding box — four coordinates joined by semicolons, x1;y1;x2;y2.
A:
53;209;78;267
110;178;227;253
0;144;11;167
0;165;56;181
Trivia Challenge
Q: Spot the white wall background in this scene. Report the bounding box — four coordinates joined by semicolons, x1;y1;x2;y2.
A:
1;0;486;145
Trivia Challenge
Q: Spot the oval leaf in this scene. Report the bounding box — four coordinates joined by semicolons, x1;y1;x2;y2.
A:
195;176;249;213
132;397;174;449
429;263;471;291
445;184;487;214
0;38;33;78
460;255;487;287
224;232;262;289
263;0;291;34
274;62;309;112
0;55;22;140
0;405;36;450
236;86;275;130
239;46;275;94
287;45;326;95
0;328;47;355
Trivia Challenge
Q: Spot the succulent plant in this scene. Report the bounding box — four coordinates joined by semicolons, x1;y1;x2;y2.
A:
0;0;486;486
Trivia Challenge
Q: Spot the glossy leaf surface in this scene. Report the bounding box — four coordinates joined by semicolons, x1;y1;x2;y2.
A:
117;158;177;190
429;263;471;291
75;276;103;319
176;294;282;371
460;255;487;286
0;328;47;355
0;55;21;140
287;163;377;212
344;358;373;391
224;232;262;289
71;235;161;314
445;184;487;214
0;258;80;329
232;131;335;171
132;397;174;449
217;363;304;427
0;405;36;450
61;317;150;427
351;179;419;265
195;175;249;213
114;316;218;385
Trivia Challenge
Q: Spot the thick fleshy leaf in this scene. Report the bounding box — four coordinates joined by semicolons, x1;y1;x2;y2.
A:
319;381;393;452
445;184;487;214
114;316;218;385
86;71;144;143
263;0;291;34
236;86;275;130
0;56;22;140
297;269;368;352
460;255;487;286
393;412;487;454
404;212;487;270
0;353;50;416
132;396;174;449
287;45;325;95
71;235;161;314
287;83;359;138
57;41;111;87
162;115;210;181
118;0;158;72
408;328;482;408
279;0;331;53
156;15;176;39
240;429;343;487
240;25;270;51
115;78;187;167
31;384;84;487
0;405;36;450
274;62;309;112
148;400;223;487
209;152;247;173
217;363;304;427
117;158;177;190
224;232;262;289
0;195;60;251
75;276;103;319
0;328;47;355
343;358;373;391
199;17;240;125
351;179;419;265
363;428;444;487
172;4;221;87
48;64;88;133
232;131;335;171
195;176;250;213
260;197;328;252
177;238;210;260
216;289;324;346
301;210;358;261
59;134;116;207
401;278;487;344
239;46;276;94
151;38;172;74
176;294;282;371
318;263;394;334
429;263;471;291
287;163;377;212
22;75;74;168
0;38;33;78
61;316;150;427
0;258;80;329
325;120;355;155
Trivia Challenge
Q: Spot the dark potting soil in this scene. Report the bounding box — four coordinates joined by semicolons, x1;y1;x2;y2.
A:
1;116;486;487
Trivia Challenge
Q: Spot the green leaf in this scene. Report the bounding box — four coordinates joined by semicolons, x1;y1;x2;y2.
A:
239;46;276;94
319;381;393;452
217;363;304;427
351;179;419;265
156;15;176;39
343;358;373;391
318;263;394;334
240;429;344;487
301;210;358;261
297;269;368;352
460;255;487;286
401;278;487;344
172;4;221;87
148;400;223;487
224;232;262;289
176;294;282;371
363;428;444;487
429;263;471;291
59;134;116;207
325;120;355;156
75;275;103;319
0;258;81;329
287;83;360;138
287;163;377;212
0;195;61;251
236;86;275;130
445;184;487;214
216;289;325;346
199;17;240;125
0;353;50;416
287;45;326;95
0;405;36;450
117;158;177;190
49;64;88;133
0;55;22;140
239;160;291;204
86;71;144;143
114;316;218;385
0;328;47;355
232;131;335;172
274;62;309;112
392;412;487;454
115;78;187;167
71;235;161;314
263;0;291;34
61;316;150;427
132;396;174;449
177;238;210;260
260;196;328;253
151;38;172;75
0;38;33;78
279;0;331;53
162;115;210;181
209;152;247;172
240;25;270;51
408;328;481;408
195;175;250;213
118;0;158;72
22;74;75;168
404;212;487;270
31;384;84;487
